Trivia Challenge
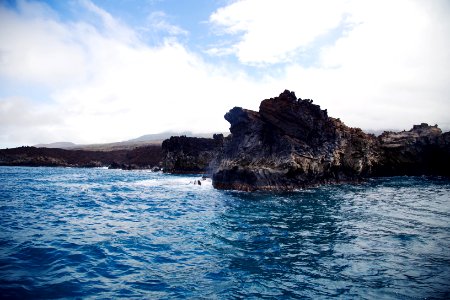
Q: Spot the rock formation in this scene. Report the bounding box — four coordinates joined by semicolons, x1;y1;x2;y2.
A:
3;90;448;189
375;124;450;176
161;135;223;174
211;90;449;191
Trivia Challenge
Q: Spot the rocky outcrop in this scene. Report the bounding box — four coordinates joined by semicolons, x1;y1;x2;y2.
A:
161;135;223;174
0;145;163;169
211;90;449;191
375;124;450;176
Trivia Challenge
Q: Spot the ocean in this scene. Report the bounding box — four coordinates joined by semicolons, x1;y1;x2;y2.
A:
0;166;449;299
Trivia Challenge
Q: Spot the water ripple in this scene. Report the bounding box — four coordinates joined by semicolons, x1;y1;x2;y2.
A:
0;167;449;299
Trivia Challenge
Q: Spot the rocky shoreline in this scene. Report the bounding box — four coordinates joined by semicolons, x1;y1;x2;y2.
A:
0;145;163;170
1;90;449;191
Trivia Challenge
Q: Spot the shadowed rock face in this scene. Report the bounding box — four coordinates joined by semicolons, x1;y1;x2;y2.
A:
376;124;450;176
211;90;449;191
162;135;224;174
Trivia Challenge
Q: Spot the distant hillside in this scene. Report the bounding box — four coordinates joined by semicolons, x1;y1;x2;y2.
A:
34;142;77;148
121;131;218;144
69;140;163;151
34;132;220;151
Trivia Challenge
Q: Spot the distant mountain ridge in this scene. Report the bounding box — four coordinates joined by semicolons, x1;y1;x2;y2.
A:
33;131;220;151
34;142;77;149
127;131;215;143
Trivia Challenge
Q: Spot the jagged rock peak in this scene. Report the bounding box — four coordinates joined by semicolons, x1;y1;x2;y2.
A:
211;90;450;191
259;90;332;144
211;90;379;191
273;89;298;101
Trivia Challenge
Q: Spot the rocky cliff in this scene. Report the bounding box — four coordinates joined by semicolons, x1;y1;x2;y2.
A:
211;90;449;191
161;135;223;174
375;124;450;176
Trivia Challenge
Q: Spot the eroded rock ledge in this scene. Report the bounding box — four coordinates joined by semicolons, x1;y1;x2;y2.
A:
211;90;450;191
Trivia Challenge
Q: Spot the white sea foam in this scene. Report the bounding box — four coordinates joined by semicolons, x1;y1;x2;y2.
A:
134;176;212;189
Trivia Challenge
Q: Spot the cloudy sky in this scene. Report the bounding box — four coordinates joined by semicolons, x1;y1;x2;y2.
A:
1;0;449;147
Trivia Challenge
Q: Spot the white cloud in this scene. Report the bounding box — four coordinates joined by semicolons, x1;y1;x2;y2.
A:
0;0;278;146
209;0;349;65
0;2;87;88
0;96;66;147
79;0;138;44
209;0;450;130
145;11;188;37
0;0;449;148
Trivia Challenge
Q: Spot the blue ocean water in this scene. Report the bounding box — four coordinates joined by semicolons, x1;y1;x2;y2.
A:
0;167;449;299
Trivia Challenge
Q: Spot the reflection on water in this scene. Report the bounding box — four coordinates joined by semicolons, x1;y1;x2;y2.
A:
0;167;449;299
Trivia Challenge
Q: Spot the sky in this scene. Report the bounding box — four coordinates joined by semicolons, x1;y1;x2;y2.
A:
0;0;449;147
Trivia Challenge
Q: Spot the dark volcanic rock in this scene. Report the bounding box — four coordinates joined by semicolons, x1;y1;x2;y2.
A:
211;90;449;191
162;135;223;174
375;123;450;176
0;145;163;169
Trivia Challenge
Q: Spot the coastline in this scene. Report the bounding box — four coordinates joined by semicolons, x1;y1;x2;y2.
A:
2;91;449;191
